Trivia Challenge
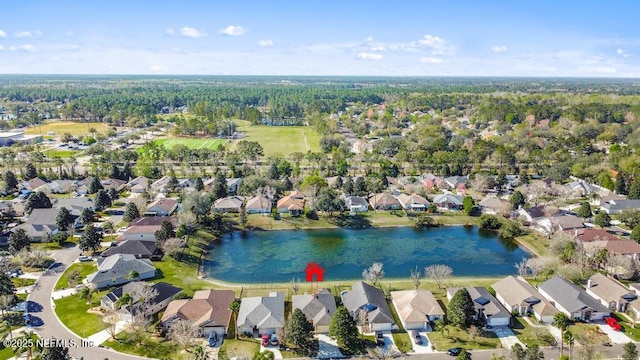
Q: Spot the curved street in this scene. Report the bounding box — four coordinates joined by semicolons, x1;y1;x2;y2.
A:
26;247;149;360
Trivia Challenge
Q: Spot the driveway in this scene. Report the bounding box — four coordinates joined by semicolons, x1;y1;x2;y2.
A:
491;326;523;348
260;344;283;359
380;331;397;352
408;330;434;354
595;322;632;344
316;334;344;358
27;247;149;360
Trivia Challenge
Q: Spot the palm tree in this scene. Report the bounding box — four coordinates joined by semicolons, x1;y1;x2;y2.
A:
12;330;40;360
0;320;12;341
191;344;211;360
0;294;14;321
228;299;240;339
116;293;135;318
79;287;95;305
563;331;575;359
129;270;139;281
553;312;569;356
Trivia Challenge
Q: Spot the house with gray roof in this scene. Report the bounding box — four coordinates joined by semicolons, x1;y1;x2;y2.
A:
84;254;156;289
538;276;610;321
44;180;77;194
395;194;430;211
585;273;638;313
100;240;160;259
126;176;150;193
443;176;468;189
433;193;463;210
446;287;511;326
144;198;178;216
344;195;368;212
226;178;242;194
601;199;640;215
237;292;285;336
213;196;244;213
101;281;182;321
341;281;395;331
292;289;337;333
17;208;60;242
53;197;94;217
492;276;558;324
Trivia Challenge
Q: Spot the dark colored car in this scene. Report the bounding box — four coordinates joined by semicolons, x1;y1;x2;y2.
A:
375;332;385;346
447;347;463;356
411;330;422;345
270;334;279;346
261;334;269;347
208;331;218;347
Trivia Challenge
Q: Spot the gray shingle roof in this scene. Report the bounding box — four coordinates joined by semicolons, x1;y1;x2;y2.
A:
237;292;285;330
447;287;510;320
101;240;157;258
86;254;155;285
538;276;609;313
341;281;395;325
292;289;337;327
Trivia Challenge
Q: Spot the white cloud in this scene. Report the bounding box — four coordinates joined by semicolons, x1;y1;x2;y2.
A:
417;34;453;55
364;36;374;43
357;52;383;60
15;30;41;38
420;57;443;64
491;45;508;53
617;48;630;58
371;46;386;52
0;45;4;51
149;65;166;72
257;40;273;47
165;28;175;35
9;44;37;52
180;27;207;38
219;25;247;36
0;29;6;38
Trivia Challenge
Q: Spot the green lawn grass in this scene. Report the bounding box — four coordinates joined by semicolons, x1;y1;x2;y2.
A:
24;121;111;137
54;262;97;290
511;316;556;347
54;293;108;337
155;137;227;150
391;331;412;353
10;278;35;288
44;149;78;158
612;313;640;341
219;338;260;360
234;122;321;157
568;322;609;345
103;331;187;359
0;346;14;360
428;325;500;351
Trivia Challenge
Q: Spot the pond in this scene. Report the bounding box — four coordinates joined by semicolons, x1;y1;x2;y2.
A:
202;226;531;283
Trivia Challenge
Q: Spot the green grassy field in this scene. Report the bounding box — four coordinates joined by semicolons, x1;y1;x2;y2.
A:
234;120;321;156
24;121;111;137
54;292;108;337
55;262;97;290
155;137;227;150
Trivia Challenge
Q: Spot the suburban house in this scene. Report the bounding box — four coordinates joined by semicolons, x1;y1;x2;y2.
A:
369;193;401;211
213;196;244;213
100;240;160;259
564;180;599;197
150;176;171;193
390;290;445;330
592;192;625;206
446;287;511;327
226;178;242;194
584;273;638;313
245;196;271;214
537;276;610;321
276;191;305;216
601;199;640;215
478;195;510;215
126;176;150;193
538;215;585;234
53;197;94;217
100;178;127;192
432;193;464;210
162;290;235;338
443;176;468;189
492;276;558;324
518;205;558;223
344;195;369;213
237;292;285;336
291;289;337;333
122;217;178;242
568;228;620;242
18;208;61;241
144;198;178;216
100;281;182;321
341;281;395;331
84;254;156;289
395;194;430;211
43;180;77;194
20;178;47;194
584;239;640;260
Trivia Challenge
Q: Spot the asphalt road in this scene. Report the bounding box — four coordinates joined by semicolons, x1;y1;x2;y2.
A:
407;343;627;360
26;247;148;360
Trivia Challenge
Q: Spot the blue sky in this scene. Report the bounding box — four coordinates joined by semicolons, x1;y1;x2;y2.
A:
0;0;638;76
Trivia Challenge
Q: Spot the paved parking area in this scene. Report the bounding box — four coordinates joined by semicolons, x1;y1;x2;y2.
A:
316;334;344;358
380;332;397;351
491;326;523;348
408;330;434;354
595;322;632;344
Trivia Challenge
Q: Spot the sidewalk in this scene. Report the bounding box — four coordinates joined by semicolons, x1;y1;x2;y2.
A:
85;320;130;346
51;288;78;300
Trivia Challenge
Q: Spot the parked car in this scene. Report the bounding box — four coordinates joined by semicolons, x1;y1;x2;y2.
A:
604;316;622;331
261;334;269;347
447;347;463;356
270;334;279;346
411;330;422;345
375;332;385;346
78;256;91;262
208;331;218;347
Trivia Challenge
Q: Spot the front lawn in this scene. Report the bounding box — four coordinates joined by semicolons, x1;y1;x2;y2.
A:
54;293;107;337
568;322;609;345
511;316;556;347
392;331;412;353
103;331;187;360
219;338;260;360
428;325;500;351
11;278;35;288
612;313;640;341
54;262;97;290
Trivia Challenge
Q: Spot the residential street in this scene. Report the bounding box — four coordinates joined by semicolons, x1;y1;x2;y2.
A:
26;246;149;360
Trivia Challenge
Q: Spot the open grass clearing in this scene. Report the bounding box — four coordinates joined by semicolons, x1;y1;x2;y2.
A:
24;121;112;137
55;262;97;290
233;121;321;157
155;137;227;150
54;292;108;337
219;338;261;360
428;325;500;351
103;331;187;360
511;316;556;347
